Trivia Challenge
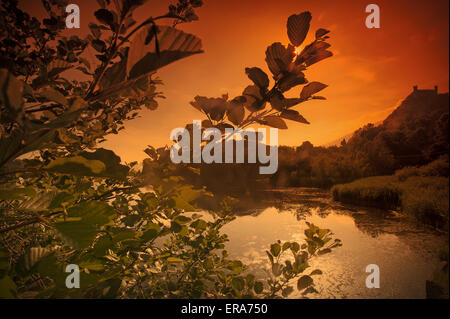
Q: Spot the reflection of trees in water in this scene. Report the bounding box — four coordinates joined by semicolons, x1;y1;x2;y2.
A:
249;189;446;244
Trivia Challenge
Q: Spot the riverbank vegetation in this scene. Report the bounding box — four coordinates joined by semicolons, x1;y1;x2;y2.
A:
331;157;449;230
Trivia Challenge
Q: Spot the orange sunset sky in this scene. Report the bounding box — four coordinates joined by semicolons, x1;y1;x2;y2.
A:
22;0;450;162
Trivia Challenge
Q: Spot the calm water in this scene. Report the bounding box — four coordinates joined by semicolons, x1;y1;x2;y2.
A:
221;188;448;299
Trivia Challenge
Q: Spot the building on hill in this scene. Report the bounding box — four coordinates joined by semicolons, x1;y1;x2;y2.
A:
412;85;439;96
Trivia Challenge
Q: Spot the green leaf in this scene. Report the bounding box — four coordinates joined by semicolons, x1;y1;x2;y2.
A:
142;223;161;241
245;67;269;88
127;26;203;80
290;242;300;253
310;269;323;275
300;82;328;100
0;186;35;200
170;221;182;233
230;260;243;275
231;277;245;292
174;215;191;224
280;109;309;124
0;276;17;298
191;219;207;231
287;12;312;46
98;278;122;298
45;148;129;178
270;243;281;257
245;274;255;288
272;263;282;277
254;281;264;294
297;275;313;290
46;156;105;175
167;257;183;263
79;257;105;272
54;201;115;249
15;247;51;275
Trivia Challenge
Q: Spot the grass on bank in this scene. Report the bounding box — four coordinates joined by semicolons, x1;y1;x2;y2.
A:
331;158;449;230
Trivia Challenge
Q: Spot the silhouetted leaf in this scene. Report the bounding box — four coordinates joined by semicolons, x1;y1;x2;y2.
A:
315;28;330;39
227;101;245;125
280;109;309;124
278;72;307;92
300;82;328;100
127;26;203;79
100;49;128;89
242;85;265;112
269;91;285;110
92;39;106;52
245;67;269;88
296;41;332;67
287;12;311;46
262;115;287;129
285;98;302;108
94;9;114;28
265;42;295;77
47;60;72;77
38;87;68;106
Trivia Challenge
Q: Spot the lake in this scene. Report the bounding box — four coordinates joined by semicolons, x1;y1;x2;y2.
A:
221;188;447;298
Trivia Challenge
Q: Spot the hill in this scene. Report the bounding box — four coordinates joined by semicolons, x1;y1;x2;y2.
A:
271;86;449;187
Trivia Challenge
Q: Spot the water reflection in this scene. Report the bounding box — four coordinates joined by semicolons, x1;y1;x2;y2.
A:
222;188;447;299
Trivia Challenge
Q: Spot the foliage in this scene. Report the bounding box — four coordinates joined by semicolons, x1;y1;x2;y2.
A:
331;162;449;230
262;222;341;298
0;1;341;299
185;12;332;135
